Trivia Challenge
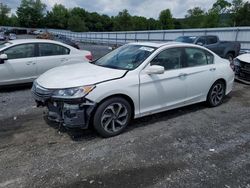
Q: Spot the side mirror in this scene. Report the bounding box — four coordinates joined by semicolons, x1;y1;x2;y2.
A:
196;42;204;46
145;65;165;75
0;54;8;64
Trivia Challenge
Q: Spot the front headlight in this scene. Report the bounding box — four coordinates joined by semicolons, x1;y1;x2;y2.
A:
52;85;96;99
233;59;240;66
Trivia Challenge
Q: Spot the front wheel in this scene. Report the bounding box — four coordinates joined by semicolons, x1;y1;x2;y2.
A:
207;80;226;107
93;97;132;138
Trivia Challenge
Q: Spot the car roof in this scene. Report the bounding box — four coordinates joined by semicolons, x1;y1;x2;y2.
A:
6;39;67;46
129;41;200;48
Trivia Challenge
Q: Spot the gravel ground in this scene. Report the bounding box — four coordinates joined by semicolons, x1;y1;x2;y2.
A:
0;82;249;188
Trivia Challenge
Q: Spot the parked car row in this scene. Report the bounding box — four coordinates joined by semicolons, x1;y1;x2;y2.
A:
0;32;17;41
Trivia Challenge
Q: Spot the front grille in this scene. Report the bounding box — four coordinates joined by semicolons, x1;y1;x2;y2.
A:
235;60;250;81
32;82;53;100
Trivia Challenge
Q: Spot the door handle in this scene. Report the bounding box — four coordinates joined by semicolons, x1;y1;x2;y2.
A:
26;61;32;65
209;68;216;71
61;58;68;62
178;73;187;78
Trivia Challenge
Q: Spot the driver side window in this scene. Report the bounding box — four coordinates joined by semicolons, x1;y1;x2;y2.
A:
150;48;183;70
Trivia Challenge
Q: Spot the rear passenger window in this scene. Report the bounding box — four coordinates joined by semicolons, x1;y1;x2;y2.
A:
206;36;218;45
38;43;70;56
185;48;213;67
150;48;182;70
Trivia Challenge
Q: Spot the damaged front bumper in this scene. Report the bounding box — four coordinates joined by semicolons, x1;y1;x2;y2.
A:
31;84;96;129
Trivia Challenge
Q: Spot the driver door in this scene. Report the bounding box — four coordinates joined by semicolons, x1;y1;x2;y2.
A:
139;47;187;116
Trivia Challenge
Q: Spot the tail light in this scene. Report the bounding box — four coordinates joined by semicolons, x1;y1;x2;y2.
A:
85;53;93;61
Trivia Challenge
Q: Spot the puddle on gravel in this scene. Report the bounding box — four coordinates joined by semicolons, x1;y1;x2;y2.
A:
58;161;187;188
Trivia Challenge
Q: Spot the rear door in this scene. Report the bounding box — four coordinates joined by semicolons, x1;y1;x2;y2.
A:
0;43;36;85
36;43;71;75
182;47;216;103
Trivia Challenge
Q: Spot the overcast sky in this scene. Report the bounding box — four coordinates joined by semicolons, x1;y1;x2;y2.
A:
4;0;239;18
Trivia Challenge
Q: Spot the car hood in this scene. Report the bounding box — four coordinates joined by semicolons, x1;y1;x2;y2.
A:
36;62;127;89
237;54;250;63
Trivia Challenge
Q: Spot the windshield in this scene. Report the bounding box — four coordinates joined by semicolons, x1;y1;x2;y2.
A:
175;36;197;43
0;42;11;49
93;44;156;70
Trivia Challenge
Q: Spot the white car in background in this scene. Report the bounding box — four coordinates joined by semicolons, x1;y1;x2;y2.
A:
233;53;250;84
0;39;92;86
32;42;234;137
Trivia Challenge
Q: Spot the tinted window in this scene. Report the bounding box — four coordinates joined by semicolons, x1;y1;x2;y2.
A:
151;48;182;70
4;44;35;59
196;37;206;45
206;36;218;45
39;43;70;56
175;36;197;43
185;48;213;67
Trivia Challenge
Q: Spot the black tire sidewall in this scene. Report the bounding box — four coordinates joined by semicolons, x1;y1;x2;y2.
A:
207;81;226;107
226;53;234;62
93;97;132;138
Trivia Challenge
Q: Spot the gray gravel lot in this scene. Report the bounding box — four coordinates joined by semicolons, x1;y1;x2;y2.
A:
0;35;250;188
0;82;249;188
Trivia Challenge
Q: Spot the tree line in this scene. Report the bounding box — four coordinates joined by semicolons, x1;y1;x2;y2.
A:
0;0;249;32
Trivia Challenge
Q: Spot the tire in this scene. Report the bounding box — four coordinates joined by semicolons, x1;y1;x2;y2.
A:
207;80;226;107
93;97;132;138
226;53;234;63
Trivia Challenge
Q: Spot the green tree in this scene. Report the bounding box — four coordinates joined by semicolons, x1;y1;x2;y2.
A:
0;3;11;26
230;0;244;26
68;15;88;32
159;9;174;29
113;9;132;31
131;16;148;30
9;14;19;27
234;2;250;26
212;0;231;14
185;7;206;28
46;4;68;29
16;0;46;28
147;18;161;30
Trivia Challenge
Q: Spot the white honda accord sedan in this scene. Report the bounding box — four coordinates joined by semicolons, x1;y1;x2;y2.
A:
0;39;92;86
32;42;234;137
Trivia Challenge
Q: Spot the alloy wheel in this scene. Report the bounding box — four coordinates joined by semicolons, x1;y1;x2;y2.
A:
210;83;224;106
101;103;129;133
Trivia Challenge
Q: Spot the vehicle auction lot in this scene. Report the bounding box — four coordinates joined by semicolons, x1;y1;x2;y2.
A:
0;82;249;188
0;35;250;188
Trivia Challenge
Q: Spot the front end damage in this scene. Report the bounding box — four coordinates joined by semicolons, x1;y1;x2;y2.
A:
234;59;250;85
31;83;96;129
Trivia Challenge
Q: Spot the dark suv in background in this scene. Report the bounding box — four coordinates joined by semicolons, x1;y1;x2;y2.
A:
175;35;241;62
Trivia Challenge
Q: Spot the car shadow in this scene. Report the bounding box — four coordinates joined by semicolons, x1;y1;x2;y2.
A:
44;95;232;141
0;83;32;92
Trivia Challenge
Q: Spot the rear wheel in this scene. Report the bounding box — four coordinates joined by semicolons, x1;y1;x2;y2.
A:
207;80;226;107
93;97;132;137
226;53;234;63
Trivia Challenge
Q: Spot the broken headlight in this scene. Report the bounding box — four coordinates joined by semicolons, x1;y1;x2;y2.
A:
52;85;96;99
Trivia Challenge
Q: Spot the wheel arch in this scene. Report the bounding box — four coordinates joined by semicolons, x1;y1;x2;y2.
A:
89;93;135;126
207;78;227;98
